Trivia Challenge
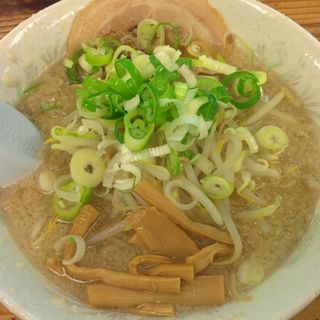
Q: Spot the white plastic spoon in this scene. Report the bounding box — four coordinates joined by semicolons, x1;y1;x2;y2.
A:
0;101;43;186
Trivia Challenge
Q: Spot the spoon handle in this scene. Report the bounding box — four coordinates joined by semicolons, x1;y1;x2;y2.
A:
0;101;42;185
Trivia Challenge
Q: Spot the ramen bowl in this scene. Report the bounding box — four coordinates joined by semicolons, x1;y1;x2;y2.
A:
0;0;320;319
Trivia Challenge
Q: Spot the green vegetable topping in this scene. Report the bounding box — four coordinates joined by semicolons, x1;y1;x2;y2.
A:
166;150;181;176
124;109;155;151
70;148;106;188
201;176;234;200
53;181;92;221
223;71;261;109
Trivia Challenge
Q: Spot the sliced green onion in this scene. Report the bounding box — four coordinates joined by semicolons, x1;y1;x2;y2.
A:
82;37;119;52
106;45;137;79
151;77;175;100
154;51;179;72
77;77;110;98
107;74;134;99
180;150;195;160
41;99;61;113
85;47;114;67
255;126;288;152
80;119;109;153
197;76;222;91
58;235;86;265
113;164;141;191
132;54;155;80
197;91;219;121
173;52;189;63
139;83;159;123
201;175;234;200
196;55;237;75
179;64;197;88
158;22;181;49
166;150;181;176
115;58;144;92
124;95;140;112
79;54;93;73
192;154;215;175
103;149;124;188
51;124;99;148
164;114;210;147
114;118;125;144
174;82;189;100
64;58;74;69
76;77;125;119
251;71;267;85
223;71;261;109
121;144;171;164
53;176;81;202
137;19;165;52
153;46;181;61
66;49;83;84
53;195;87;221
70;148;106;188
108;94;127;119
186;97;208;115
53;180;92;221
76;97;115;120
211;86;232;103
183;88;198;104
124;109;155;151
150;54;180;81
82;38;116;67
54;127;93;140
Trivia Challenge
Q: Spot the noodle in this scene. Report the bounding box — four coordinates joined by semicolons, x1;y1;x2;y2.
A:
241;90;285;126
215;200;243;265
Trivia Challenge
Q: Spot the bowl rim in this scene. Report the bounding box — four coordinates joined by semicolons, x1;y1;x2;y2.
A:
0;0;320;319
233;5;320;318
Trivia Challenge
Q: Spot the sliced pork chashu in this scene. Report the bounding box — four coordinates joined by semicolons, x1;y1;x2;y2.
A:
67;0;231;55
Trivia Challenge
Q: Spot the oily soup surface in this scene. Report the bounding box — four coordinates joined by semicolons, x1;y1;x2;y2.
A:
1;56;320;304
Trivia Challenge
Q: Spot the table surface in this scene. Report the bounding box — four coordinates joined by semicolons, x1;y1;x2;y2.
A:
0;0;319;319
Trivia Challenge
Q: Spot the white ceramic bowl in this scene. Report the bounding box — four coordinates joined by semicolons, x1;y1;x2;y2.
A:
0;1;320;319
